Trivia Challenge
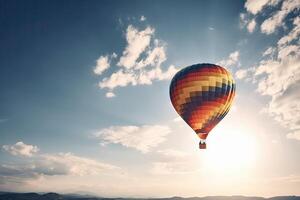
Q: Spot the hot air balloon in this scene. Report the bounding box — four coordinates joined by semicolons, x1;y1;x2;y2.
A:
169;63;235;149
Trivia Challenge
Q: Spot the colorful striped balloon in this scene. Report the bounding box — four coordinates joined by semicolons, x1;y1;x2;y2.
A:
169;63;236;149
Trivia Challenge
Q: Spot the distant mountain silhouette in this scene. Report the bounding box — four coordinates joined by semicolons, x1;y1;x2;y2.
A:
0;193;299;200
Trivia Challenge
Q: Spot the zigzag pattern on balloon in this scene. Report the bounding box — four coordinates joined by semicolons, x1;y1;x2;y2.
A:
169;63;235;139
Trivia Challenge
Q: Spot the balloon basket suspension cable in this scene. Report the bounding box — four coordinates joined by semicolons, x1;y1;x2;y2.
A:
199;139;206;149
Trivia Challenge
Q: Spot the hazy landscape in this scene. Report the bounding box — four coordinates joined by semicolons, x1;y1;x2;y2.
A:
0;194;299;200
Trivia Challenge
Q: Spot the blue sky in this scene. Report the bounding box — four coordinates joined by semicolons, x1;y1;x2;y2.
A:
0;0;300;197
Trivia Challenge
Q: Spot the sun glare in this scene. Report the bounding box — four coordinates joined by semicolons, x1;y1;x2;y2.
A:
194;124;258;177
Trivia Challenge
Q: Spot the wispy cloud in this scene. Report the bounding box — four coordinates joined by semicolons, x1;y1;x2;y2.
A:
235;67;255;81
217;51;240;68
2;142;39;157
105;92;116;98
173;117;182;122
150;149;199;175
247;19;256;33
1;142;122;185
235;69;248;80
140;15;146;22
287;130;300;140
37;153;120;176
94;125;171;153
262;46;276;57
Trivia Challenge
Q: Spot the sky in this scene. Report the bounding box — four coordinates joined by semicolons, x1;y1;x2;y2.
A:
0;0;300;197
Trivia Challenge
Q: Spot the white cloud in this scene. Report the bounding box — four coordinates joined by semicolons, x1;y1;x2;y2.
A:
263;46;276;57
173;117;182;122
287;130;300;140
218;51;240;68
241;0;300;140
117;25;154;69
255;52;300;130
94;24;178;97
278;44;300;60
37;153;120;176
255;52;300;95
227;51;239;64
0;153;121;183
242;0;299;35
149;65;178;81
111;52;117;58
105;92;116;98
245;0;281;15
99;70;136;90
247;19;257;33
263;71;300;130
0;148;121;184
277;16;300;47
2;142;39;157
245;0;268;14
235;69;248;80
140;15;146;21
240;14;256;33
235;67;256;81
98;64;178;91
93;56;109;75
94;125;171;153
136;41;166;69
261;0;300;34
261;10;286;34
254;37;300;139
239;13;249;28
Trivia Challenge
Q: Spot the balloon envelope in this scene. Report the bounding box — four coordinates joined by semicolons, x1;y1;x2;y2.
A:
169;63;236;149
